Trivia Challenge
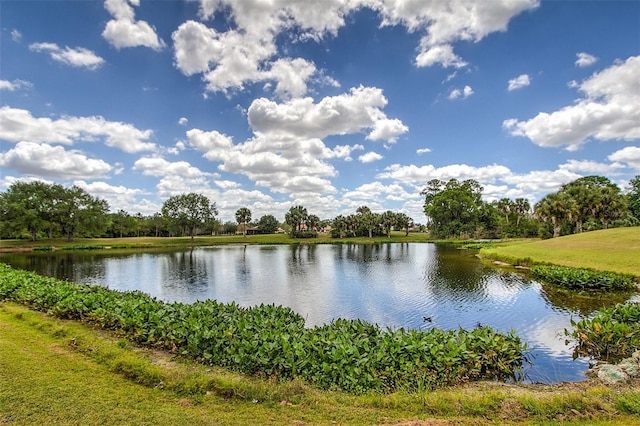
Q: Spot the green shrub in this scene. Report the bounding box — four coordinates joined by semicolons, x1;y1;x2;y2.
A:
567;302;640;361
531;265;636;291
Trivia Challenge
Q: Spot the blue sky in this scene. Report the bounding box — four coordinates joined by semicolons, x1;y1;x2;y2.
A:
1;0;639;223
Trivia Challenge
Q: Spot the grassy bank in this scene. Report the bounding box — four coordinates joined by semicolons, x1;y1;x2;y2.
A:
480;227;640;277
0;231;437;252
2;302;638;425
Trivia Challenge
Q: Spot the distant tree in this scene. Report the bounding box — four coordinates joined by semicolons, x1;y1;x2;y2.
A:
285;205;308;235
110;209;136;238
235;207;252;237
306;214;320;231
221;221;238;235
161;193;218;240
49;185;110;241
0;181;53;240
395;212;414;236
356;206;380;238
534;192;577;238
561;176;626;232
628;176;640;221
422;179;484;238
380;211;397;238
331;215;348;238
256;214;279;234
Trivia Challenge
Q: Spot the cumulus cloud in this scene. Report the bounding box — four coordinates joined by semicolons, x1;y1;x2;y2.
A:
0;142;111;179
102;0;165;50
359;152;383;163
0;106;156;153
29;42;104;70
448;85;473;99
178;117;188;125
73;180;146;212
11;29;22;42
377;0;540;68
508;74;531;91
559;159;625;174
0;79;32;91
184;87;405;196
416;148;431;155
133;156;215;178
575;52;598;67
608;146;640;171
247;86;407;142
503;55;640;150
174;0;537;98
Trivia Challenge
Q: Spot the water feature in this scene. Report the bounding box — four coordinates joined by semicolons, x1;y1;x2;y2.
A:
1;243;634;384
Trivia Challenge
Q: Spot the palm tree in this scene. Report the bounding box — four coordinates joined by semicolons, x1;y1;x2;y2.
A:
235;207;252;237
535;192;577;238
285;205;308;236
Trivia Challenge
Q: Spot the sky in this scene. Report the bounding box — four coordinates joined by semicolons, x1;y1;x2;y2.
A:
1;0;639;224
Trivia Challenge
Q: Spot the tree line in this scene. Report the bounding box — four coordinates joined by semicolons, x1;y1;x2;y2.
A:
422;175;640;239
1;175;638;241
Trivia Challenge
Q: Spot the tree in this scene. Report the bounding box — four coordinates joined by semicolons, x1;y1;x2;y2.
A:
285;205;307;236
235;207;252;237
256;214;279;234
395;212;414;236
380;211;397;238
306;214;320;232
356;206;379;238
49;185;110;241
561;176;626;232
161;193;218;240
628;176;640;220
0;181;54;240
422;179;484;238
534;192;577;238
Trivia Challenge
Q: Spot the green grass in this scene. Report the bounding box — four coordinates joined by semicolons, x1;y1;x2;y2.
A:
0;231;436;251
480;227;640;277
1;302;638;425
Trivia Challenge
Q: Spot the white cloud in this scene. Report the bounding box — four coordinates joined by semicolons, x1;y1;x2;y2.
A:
247;86;407;142
575;52;598;67
416;148;431;155
176;0;537;98
416;44;467;68
559;159;625;174
29;42;105;70
0;79;32;91
133;156;215;178
378;163;511;188
182;86;406;196
508;74;531;91
377;0;540;68
11;29;22;42
102;0;165;50
448;85;473;99
178;117;188;125
358;152;383;163
73;180;145;212
0;106;156;153
503;55;640;150
0;142;111;179
608;146;640;172
335;144;365;161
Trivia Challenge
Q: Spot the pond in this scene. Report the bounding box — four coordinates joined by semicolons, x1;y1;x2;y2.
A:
1;243;635;384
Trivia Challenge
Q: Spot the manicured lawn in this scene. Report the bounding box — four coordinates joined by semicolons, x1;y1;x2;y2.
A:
481;227;640;276
1;302;638;425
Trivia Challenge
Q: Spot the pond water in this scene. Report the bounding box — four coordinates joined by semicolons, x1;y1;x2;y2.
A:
2;243;635;384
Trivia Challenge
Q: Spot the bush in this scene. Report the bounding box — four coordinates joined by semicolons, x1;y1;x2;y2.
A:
531;265;636;291
567;302;640;361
